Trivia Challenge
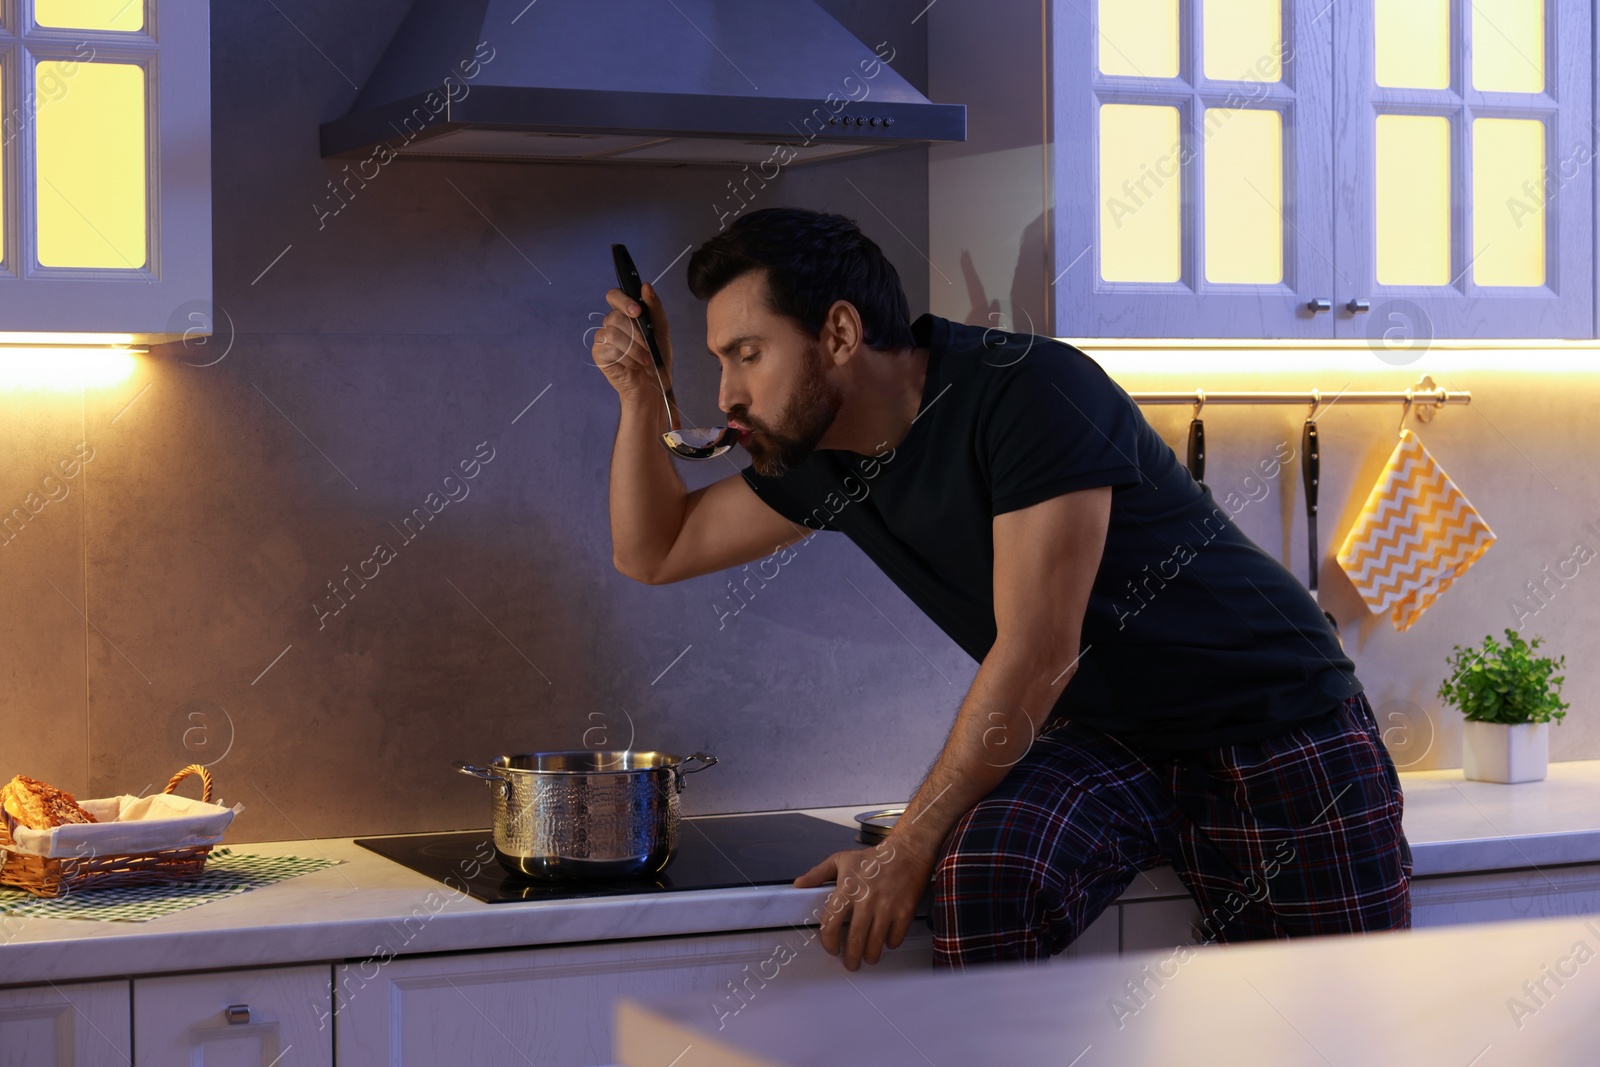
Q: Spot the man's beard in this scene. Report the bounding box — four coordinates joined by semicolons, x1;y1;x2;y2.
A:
738;343;841;478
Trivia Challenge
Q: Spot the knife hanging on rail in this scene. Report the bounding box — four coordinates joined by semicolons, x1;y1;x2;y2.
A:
1187;401;1206;487
1302;417;1342;642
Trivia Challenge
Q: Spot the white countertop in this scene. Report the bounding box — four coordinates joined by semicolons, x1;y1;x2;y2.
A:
3;761;1599;988
1396;760;1600;874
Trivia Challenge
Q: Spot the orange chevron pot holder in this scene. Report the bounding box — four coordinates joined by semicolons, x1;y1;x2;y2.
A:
1336;430;1496;632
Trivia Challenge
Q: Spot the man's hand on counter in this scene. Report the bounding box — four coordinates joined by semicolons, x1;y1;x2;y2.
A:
785;491;1112;971
793;838;938;971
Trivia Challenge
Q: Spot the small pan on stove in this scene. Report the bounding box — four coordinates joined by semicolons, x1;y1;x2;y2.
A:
854;807;904;845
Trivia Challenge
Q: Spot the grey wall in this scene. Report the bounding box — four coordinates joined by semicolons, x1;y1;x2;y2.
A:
0;0;970;842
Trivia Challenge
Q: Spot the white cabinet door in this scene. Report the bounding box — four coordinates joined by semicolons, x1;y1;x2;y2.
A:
336;926;936;1067
0;980;130;1067
1048;0;1338;338
0;0;211;340
133;965;332;1067
1330;0;1593;341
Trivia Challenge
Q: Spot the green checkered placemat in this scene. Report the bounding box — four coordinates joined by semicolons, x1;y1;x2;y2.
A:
0;848;343;922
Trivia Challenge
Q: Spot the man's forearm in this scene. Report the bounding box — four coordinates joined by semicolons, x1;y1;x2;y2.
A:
610;392;688;582
888;635;1080;861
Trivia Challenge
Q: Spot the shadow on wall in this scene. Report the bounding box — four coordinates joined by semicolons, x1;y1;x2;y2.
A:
958;211;1048;336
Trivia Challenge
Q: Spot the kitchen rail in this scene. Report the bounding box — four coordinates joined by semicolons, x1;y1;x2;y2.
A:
1130;376;1469;419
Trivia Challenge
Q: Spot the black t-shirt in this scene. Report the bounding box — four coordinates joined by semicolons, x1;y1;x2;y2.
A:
740;313;1361;750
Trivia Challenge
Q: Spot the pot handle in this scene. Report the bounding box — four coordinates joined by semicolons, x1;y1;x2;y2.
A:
673;752;718;793
453;760;510;797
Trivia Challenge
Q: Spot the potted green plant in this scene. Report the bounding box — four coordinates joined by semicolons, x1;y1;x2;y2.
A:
1438;629;1569;784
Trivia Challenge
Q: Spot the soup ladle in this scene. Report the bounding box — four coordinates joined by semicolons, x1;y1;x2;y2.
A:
612;244;739;461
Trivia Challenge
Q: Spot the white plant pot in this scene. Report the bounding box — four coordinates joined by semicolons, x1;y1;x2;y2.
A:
1462;721;1549;784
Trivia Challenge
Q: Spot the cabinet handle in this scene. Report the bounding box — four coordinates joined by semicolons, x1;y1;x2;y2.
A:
1307;298;1332;314
1347;298;1371;314
225;1004;251;1025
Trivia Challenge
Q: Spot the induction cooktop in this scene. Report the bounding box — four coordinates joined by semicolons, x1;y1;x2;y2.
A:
355;812;864;904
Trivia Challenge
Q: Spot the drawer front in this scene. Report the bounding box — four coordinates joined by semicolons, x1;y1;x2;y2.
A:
133;964;332;1067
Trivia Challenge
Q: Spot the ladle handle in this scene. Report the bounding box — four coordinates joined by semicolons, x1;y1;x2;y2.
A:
611;244;665;369
612;242;681;435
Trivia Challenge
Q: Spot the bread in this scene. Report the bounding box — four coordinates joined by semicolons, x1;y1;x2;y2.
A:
0;775;97;830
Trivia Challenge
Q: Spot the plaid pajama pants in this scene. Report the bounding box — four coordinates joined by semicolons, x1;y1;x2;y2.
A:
930;691;1412;968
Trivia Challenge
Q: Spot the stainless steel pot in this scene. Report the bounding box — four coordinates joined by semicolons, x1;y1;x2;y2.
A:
453;751;717;880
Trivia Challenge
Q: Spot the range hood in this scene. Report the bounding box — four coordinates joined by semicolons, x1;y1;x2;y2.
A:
320;0;965;167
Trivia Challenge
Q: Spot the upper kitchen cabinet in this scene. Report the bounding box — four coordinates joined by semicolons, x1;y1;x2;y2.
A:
0;0;210;342
1331;0;1590;340
1051;0;1593;339
1053;0;1335;338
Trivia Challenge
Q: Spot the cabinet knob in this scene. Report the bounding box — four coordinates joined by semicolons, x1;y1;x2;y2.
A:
225;1004;251;1025
1307;298;1332;314
1347;298;1371;314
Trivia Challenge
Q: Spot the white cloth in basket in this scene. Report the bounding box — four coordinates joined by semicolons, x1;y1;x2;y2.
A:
3;793;243;859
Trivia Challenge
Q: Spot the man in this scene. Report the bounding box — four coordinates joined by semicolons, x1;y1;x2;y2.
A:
594;207;1411;972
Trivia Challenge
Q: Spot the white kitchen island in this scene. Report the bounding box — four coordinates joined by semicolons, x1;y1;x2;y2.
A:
616;911;1600;1066
3;763;1599;1065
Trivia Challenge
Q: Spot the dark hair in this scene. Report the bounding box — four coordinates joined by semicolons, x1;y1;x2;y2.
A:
687;208;915;352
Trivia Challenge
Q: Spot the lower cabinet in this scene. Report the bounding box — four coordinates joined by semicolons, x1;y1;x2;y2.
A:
1411;863;1600;927
1048;862;1600;957
6;865;1596;1067
0;980;130;1067
1117;897;1202;954
334;926;936;1067
1043;901;1122;961
133;964;333;1066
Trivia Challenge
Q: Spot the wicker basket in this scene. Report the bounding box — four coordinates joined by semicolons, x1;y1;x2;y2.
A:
0;764;220;898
